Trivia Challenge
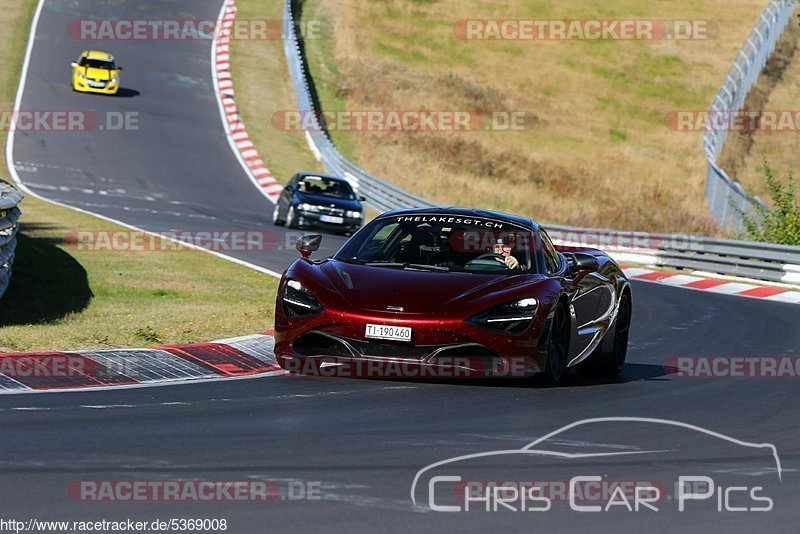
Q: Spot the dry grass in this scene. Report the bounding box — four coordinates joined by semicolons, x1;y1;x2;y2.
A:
729;19;800;200
302;0;775;233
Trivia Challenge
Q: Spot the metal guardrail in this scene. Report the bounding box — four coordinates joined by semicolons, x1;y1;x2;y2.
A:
703;0;797;229
282;0;800;286
547;224;800;286
0;181;22;299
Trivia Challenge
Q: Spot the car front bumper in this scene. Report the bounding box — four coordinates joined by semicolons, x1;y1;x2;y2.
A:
73;79;119;94
274;307;549;379
294;210;362;233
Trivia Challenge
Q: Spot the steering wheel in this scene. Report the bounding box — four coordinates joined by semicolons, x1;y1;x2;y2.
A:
470;253;507;264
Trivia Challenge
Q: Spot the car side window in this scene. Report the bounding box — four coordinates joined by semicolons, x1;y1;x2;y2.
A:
540;230;561;274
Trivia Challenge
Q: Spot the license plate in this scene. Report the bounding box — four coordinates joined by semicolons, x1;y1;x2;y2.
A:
320;215;344;224
88;80;106;87
365;324;412;342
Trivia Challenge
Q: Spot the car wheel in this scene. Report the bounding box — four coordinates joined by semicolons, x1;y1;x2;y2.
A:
541;302;569;386
272;203;285;226
286;206;297;229
576;292;631;376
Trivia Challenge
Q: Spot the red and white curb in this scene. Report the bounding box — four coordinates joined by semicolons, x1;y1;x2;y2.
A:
0;334;286;394
622;266;800;304
3;265;799;395
213;0;283;203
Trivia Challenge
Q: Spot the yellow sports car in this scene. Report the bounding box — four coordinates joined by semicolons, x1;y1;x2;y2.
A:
71;50;122;95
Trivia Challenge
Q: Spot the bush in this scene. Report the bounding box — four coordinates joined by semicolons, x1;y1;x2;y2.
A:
736;162;800;245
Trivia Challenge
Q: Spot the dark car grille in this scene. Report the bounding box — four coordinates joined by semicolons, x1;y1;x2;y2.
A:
317;206;345;217
292;332;498;362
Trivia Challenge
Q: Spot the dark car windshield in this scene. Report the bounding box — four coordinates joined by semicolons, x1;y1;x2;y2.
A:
79;57;116;70
297;176;355;200
335;215;538;274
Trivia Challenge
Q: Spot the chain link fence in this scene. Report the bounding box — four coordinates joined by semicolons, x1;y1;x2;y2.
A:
703;0;798;229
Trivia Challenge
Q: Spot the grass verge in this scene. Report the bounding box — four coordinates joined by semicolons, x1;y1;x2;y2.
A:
0;0;282;352
229;0;323;181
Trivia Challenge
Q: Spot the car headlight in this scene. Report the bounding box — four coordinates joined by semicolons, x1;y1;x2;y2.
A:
298;203;320;213
345;210;362;219
467;298;538;334
77;71;87;80
282;279;324;317
112;74;119;83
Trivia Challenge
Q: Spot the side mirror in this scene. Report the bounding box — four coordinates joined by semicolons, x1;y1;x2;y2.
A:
358;195;367;202
296;234;322;259
70;62;79;68
568;252;599;273
116;66;123;71
285;185;294;192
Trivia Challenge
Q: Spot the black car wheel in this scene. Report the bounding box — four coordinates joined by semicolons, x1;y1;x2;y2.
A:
272;203;285;226
576;292;631;376
541;302;569;385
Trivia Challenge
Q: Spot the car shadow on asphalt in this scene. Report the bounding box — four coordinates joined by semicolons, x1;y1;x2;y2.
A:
0;227;93;327
114;88;139;98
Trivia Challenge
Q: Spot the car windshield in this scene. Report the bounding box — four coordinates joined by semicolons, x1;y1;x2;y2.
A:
297;176;355;200
79;58;116;70
335;215;538;274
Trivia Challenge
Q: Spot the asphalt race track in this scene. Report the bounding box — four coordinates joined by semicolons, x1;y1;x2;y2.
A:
4;1;799;532
10;0;347;271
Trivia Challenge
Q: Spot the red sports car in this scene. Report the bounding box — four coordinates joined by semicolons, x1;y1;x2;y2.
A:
274;208;631;384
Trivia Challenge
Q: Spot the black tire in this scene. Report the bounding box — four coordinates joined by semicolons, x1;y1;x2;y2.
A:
541;302;569;386
285;205;297;229
272;203;285;226
576;292;631;376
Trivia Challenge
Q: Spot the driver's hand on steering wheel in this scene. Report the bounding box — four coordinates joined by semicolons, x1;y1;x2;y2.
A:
504;255;519;269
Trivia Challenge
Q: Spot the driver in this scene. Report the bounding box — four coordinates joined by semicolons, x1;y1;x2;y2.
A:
492;237;521;269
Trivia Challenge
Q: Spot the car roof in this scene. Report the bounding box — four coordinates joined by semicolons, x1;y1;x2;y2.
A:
84;50;114;61
378;206;537;231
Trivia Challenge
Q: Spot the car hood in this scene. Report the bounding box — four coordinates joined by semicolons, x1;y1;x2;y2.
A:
320;260;537;315
294;191;361;211
79;67;115;80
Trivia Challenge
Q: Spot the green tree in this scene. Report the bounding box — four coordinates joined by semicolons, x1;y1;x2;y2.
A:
735;162;800;245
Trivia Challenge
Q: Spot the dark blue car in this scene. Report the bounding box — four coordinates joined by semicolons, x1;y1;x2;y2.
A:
272;173;365;235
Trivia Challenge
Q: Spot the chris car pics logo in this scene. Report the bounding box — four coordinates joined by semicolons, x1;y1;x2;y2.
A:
411;417;781;513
